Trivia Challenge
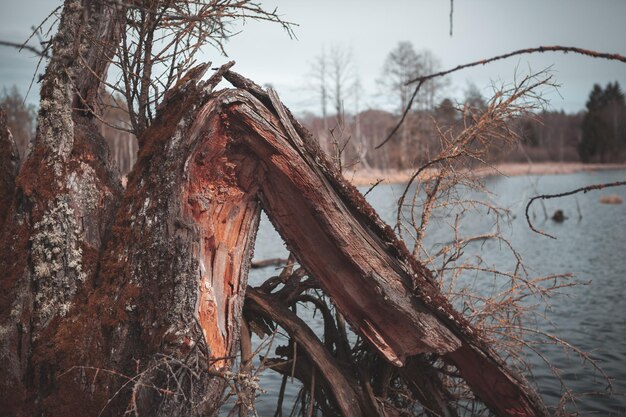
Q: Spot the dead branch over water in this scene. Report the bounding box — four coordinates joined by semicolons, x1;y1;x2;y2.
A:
0;1;621;415
526;179;626;239
377;45;626;149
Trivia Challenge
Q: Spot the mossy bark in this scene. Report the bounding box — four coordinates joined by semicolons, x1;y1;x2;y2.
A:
0;2;550;416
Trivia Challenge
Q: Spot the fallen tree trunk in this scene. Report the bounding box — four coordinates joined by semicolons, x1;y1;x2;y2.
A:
220;74;549;416
0;54;549;416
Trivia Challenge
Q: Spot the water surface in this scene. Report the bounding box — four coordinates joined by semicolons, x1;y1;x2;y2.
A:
248;169;626;415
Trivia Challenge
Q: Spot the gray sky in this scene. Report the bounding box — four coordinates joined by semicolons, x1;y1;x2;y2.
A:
1;0;625;114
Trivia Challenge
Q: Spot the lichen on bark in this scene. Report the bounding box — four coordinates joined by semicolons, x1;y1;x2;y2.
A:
35;0;84;160
30;196;85;330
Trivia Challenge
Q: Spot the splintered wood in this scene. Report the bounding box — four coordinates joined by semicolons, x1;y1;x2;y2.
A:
0;66;549;417
187;72;549;416
183;116;260;369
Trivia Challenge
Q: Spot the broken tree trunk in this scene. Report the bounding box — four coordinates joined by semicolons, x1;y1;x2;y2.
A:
1;54;548;417
216;76;549;417
182;75;548;415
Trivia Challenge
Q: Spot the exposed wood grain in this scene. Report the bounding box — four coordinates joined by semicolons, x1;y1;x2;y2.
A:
216;87;549;417
183;118;261;369
0;64;549;416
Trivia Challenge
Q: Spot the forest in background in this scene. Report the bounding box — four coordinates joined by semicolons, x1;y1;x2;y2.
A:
2;41;625;176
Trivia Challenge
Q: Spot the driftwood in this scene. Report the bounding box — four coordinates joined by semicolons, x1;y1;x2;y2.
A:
0;52;548;417
250;257;288;269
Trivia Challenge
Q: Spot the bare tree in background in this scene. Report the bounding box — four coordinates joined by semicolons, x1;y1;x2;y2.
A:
464;82;488;114
0;86;36;159
310;44;357;168
379;42;422;116
379;41;438;168
350;75;373;170
310;47;330;152
328;45;354;122
418;49;447;111
97;91;138;175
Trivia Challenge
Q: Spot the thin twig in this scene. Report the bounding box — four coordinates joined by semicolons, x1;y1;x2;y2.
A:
363;178;383;197
449;0;454;37
0;40;49;57
375;80;423;149
408;46;626;86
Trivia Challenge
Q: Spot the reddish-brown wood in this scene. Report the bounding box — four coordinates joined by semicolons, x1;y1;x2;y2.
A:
182;104;261;370
0;21;549;412
216;84;548;416
1;78;550;416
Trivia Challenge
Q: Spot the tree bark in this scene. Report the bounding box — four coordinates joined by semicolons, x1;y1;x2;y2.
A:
0;0;124;413
0;3;550;414
1;73;550;416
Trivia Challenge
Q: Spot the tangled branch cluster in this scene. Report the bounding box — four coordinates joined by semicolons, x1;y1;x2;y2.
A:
109;0;294;135
241;72;612;417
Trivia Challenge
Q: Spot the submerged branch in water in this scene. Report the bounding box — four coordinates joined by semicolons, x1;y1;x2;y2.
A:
526;180;626;239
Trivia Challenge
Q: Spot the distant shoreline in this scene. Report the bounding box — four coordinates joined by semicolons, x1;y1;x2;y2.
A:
345;162;626;186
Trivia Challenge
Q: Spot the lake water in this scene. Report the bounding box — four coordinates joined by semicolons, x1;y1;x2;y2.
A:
248;169;626;416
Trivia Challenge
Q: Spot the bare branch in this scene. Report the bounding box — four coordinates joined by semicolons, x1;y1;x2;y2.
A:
526;180;626;239
449;0;454;37
375;79;423;149
408;46;626;86
377;45;626;149
0;40;49;58
250;258;288;269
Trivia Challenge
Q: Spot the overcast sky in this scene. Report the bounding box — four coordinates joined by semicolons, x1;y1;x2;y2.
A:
1;0;625;114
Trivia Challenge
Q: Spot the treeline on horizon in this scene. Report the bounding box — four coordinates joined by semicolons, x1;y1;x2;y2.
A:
300;80;626;171
2;41;625;174
296;41;626;171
